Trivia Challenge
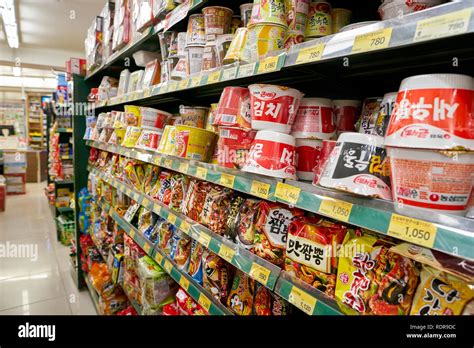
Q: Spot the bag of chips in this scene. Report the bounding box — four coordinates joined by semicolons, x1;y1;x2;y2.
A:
168;173;190;212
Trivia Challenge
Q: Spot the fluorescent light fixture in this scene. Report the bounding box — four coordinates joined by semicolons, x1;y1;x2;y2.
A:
12;66;21;76
0;0;19;48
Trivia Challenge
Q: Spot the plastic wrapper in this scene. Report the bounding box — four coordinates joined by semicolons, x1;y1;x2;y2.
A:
168;173;190;212
182;179;211;221
200;185;234;235
187;239;204;285
227;269;255;316
224;195;245;243
144;216;166;245
170;230;192;270
157;171;173;205
142;164;160;194
203;250;234;304
158;221;177;256
234;198;260;250
253;282;291;316
176;288;208;315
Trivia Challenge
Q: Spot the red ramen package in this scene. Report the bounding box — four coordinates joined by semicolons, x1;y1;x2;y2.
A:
175;288;208;316
410;266;473;315
182;179;211;221
203;251;233;304
169;173;190;212
187;239;204;285
170;230;192;270
234;198;260;250
227;269;255;316
253;283;291;316
157;171;173;205
224;195;245;243
254;202;304;267
335;235;419;315
200;185;234;235
285;217;348;297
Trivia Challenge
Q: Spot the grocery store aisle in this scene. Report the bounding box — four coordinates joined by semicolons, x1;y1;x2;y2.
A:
0;183;95;315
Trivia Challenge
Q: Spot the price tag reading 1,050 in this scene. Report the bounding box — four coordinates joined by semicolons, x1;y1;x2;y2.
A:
318;198;353;223
295;43;325;65
288;287;316;315
387;214;437;248
352;28;393;53
250;181;271;199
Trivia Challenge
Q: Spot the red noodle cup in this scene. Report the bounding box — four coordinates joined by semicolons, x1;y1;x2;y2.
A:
306;1;332;38
139;107;172;130
319;132;392;200
387;147;474;215
333;99;361;134
186;45;204;75
186;14;206;46
242;130;296;179
179;105;209;128
214;87;251;129
313;139;336;185
291;98;336;139
286;0;310;33
202;6;233;36
249;0;287;27
385;74;474;151
296;138;322;181
240;3;253;27
249;84;304;134
217;127;257;169
135;129;163;151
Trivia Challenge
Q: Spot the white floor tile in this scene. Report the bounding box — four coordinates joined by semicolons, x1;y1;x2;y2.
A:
0;297;72;315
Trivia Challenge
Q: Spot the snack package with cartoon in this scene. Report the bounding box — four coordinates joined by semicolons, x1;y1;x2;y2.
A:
182;179;211;221
227;269;255;316
284;217;348;297
170;230;192;270
203;250;234;304
187;239;204;285
200;185;234;235
335;235;419;315
168;173;190;212
234;198;260;250
254;201;304;267
253;282;291;316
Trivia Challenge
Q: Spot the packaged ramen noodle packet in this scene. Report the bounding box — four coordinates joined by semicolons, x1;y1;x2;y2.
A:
254;202;304;267
158;221;177;256
157;171;173;205
182;179;211;221
142;164;160;194
168;173;190;212
187;239;204;285
203;250;234;304
253;282;291;316
227;269;255;316
176;288;208;316
224;195;245;243
234;198;260;250
145;216;166;244
410;266;474;315
335;235;419;315
200;185;234;235
170;230;192;270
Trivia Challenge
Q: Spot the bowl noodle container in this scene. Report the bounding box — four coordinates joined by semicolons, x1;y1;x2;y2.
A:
305;1;332;38
240;3;253;27
242;130;296;179
186;45;204;75
312;139;336;185
135;129;163;151
217;127;257;169
296;138;322;181
333;99;361;134
139;107;172;131
186;14;206;46
285;0;310;33
319;132;392;200
214;87;251;129
223;27;248;64
174;125;217;162
216;34;235;66
291;97;336;140
249;0;287;27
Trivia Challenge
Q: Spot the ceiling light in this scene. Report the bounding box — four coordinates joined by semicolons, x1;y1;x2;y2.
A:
12;66;21;76
0;0;19;49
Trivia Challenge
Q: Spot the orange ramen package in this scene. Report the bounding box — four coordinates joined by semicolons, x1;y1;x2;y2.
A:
182;179;211;221
254;202;304;267
284;217;348;297
335;235;419;315
227;269;255;316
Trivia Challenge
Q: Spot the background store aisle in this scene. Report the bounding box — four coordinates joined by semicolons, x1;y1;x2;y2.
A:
0;183;95;315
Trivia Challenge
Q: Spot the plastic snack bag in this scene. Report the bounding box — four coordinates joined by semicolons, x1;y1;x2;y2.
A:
187;239;204;285
227;269;255;316
170;230;192;270
169;173;190;212
182;179;211;221
157;171;173;205
200;185;234;235
224;195;245;243
203;250;234;304
253;282;291;316
158;221;177;256
234;198;260;250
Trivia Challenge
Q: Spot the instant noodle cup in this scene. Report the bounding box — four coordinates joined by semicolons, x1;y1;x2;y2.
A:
168;115;182;126
231;16;242;34
387;147;474;215
249;0;287;27
248;23;287;58
373;92;397;137
217;127;257;169
240;3;253;27
179;105;209;128
357;97;382;135
186;14;206;46
216;34;234;66
175;125;217;162
291;98;336;140
201;40;218;71
333;99;361;134
124;105;141;126
223;27;248;64
285;0;310;33
158;31;173;61
385;74;474;151
331;8;351;34
186;45;204;75
139;107;172;131
312;139;336;185
296;138;322;181
202;6;233;36
242;130;296;179
306;1;332;38
121;126;142;148
284;30;305;48
215;87;251;129
249;84;304;134
135;129;163;151
319;132;392;200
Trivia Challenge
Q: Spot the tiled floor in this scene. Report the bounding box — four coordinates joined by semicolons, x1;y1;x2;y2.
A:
0;182;96;315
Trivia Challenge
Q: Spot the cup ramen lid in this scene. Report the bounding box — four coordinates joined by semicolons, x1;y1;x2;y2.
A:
300;97;333;107
399;73;474;91
255;130;295;146
337;132;385;147
333;99;362;107
248;84;304;98
296;138;323;146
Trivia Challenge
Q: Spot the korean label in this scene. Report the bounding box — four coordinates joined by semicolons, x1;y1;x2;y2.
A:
198;293;212;312
164;260;173;273
414;8;472;42
164;159;173;168
198;232;211;248
218;244;235;263
180;220;190;233
207;70;222;84
220;173;235;188
249;263;271;286
263;207;295;248
178;79;189;90
275;182;301;205
238;63;256;78
168;213;177;226
388;214;437;248
295;43;325;65
352;28;393;53
250;181;271;199
257;56;280;74
179;276;190;291
286;234;330;273
179;162;189;174
222;67;237;80
143;243;151;254
154;253;163;265
189;75;202;88
288;287;316;315
195;167;208;180
318;198;353;223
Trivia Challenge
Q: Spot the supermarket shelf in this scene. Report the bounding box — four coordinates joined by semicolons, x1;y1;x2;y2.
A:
84;275;100;314
95;196;231;315
89;165;282;290
275;180;474;261
86;140;280;202
54;179;74;185
56;206;74;213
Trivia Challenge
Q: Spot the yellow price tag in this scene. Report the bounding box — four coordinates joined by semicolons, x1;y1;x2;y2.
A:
143;243;151;253
179;162;189;174
153;204;162;215
238;63;256;77
197;232;211;248
152;156;162;165
222;67;237;80
143;88;152;98
178;79;189;90
154;252;163;265
218;244;235;263
168;82;178;92
180;220;190;233
249;263;271;286
129;229;136;239
220;173;235;188
318;198;353;223
179;276;190;291
164;159;173;168
387;214;437;248
198;293;212;312
189;75;201;88
288;287;316;315
164;260;173;273
207;70;222;84
295;43;325;64
168;213;177;226
414;8;472;42
352;28;393;53
195;167;207;180
250;181;271;199
274;182;301;205
257;56;279;74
